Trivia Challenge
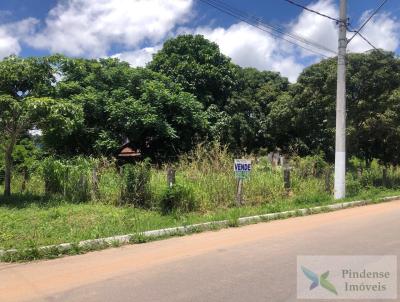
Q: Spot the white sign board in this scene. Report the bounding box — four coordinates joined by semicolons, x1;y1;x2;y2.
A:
234;159;252;179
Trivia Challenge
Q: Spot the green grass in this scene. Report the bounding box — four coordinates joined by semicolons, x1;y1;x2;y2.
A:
2;148;400;261
1;186;399;261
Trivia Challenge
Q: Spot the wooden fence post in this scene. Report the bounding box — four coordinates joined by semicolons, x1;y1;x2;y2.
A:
324;168;332;193
383;167;388;187
236;178;244;205
92;166;100;199
357;164;362;179
21;167;28;193
167;167;176;188
283;165;291;194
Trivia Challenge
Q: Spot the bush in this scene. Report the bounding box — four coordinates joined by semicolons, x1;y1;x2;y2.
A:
64;158;92;202
292;154;329;178
160;183;199;214
42;157;64;195
41;157;94;202
346;175;362;197
120;160;151;207
97;166;122;205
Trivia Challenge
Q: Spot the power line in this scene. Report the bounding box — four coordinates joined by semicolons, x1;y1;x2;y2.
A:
348;0;389;44
199;0;337;58
348;29;378;50
203;0;337;55
357;32;378;50
283;0;341;23
283;0;382;51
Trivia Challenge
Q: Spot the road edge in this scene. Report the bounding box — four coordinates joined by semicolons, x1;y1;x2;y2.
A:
1;195;399;262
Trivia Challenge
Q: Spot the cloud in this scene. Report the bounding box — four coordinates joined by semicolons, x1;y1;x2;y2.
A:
112;45;161;67
27;0;193;57
290;0;338;57
0;27;20;58
4;0;398;83
194;23;304;82
0;18;38;59
290;0;400;54
348;12;400;52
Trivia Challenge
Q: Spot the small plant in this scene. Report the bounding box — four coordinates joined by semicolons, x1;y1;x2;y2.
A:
41;157;64;195
227;210;240;227
292;154;329;178
120;160;151;208
160;183;198;214
41;157;94;202
346;175;362;197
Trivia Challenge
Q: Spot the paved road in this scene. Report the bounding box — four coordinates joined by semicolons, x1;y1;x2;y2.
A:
1;200;400;302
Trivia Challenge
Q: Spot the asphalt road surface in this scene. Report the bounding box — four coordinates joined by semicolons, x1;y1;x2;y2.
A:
1;200;399;302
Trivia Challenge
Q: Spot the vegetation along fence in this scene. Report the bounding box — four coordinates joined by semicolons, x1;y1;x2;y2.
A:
5;145;400;215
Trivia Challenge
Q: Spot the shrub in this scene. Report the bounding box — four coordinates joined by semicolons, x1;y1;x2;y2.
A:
120;160;151;207
160;183;199;214
346;175;362;197
292;154;329;178
41;157;94;202
97;166;122;205
64;158;92;202
42;157;65;195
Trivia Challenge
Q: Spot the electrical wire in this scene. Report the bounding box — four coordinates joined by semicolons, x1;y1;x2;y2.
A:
199;0;337;58
283;0;383;51
348;0;388;44
349;30;378;50
283;0;341;23
203;0;337;55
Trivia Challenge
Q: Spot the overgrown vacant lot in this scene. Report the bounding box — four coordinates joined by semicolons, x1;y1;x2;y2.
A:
1;146;400;259
1;187;399;253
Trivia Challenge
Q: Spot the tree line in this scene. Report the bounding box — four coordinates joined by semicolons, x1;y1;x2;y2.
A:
1;34;400;196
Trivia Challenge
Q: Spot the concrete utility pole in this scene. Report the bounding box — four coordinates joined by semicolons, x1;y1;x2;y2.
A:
334;0;347;199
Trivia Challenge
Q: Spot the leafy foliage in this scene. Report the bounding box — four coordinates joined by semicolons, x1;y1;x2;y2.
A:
53;57;208;158
160;183;198;214
2;37;400;199
41;157;93;202
148;34;239;109
272;50;400;162
121;161;152;208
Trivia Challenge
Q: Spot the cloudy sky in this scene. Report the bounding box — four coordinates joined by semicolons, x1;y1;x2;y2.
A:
0;0;399;81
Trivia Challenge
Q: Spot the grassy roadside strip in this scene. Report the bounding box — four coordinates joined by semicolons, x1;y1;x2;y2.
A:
1;189;399;262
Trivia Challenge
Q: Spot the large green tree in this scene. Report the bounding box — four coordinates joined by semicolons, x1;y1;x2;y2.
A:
268;50;400;163
148;35;239;109
53;57;208;158
221;68;290;152
0;56;82;196
0;56;53;196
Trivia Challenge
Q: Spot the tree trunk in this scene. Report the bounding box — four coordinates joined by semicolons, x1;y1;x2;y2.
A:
21;167;28;193
4;147;12;196
3;134;17;197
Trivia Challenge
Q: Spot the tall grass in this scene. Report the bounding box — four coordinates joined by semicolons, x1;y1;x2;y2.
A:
6;144;400;213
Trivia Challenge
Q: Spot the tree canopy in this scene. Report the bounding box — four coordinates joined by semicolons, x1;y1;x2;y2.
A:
276;51;400;164
0;56;81;195
148;35;239;109
1;34;400;196
51;57;208;158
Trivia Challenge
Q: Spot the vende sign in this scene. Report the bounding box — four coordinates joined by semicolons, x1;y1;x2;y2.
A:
234;159;252;179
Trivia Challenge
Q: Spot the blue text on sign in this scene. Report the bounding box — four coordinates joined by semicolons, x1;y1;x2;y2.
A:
234;163;252;172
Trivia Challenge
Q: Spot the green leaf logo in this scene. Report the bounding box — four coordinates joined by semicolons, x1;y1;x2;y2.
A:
302;266;338;296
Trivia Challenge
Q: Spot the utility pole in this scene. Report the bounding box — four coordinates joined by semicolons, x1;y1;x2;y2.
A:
334;0;347;199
